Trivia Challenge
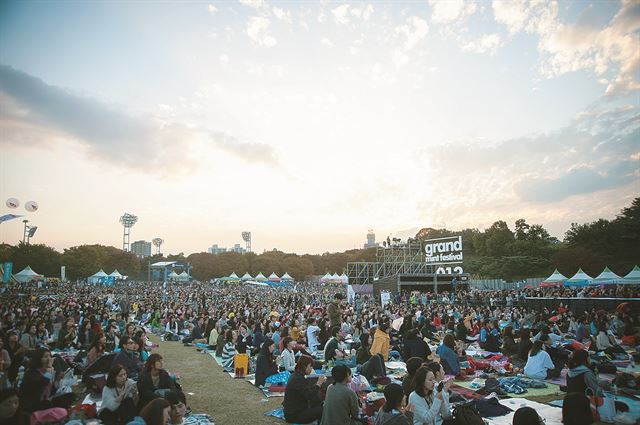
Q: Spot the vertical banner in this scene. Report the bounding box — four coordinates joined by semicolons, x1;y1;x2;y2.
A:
2;262;12;283
380;290;391;307
61;266;66;282
347;284;355;304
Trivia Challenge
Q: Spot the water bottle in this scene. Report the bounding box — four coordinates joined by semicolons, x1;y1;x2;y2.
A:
16;365;25;388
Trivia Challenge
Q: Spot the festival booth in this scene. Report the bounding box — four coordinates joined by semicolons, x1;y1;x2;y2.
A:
229;272;240;280
268;272;280;282
14;266;43;283
564;268;593;287
168;271;179;281
108;269;126;281
255;272;267;282
624;265;640;284
177;271;190;282
280;272;294;282
340;272;349;284
539;269;567;287
319;273;332;283
88;269;109;285
593;266;624;285
241;272;253;281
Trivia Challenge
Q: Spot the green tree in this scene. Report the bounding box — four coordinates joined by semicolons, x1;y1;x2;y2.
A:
7;242;62;277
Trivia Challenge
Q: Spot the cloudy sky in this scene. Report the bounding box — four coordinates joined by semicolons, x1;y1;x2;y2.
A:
0;0;638;255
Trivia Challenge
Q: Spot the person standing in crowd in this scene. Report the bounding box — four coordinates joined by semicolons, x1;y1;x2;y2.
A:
283;355;325;424
327;293;344;328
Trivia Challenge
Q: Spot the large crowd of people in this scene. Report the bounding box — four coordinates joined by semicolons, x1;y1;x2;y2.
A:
0;278;638;425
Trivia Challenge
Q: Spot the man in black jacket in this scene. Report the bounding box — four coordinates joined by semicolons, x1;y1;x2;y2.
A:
111;337;143;380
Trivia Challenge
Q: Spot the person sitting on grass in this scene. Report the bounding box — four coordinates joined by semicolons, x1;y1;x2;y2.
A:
128;398;171;425
566;349;605;396
374;383;414;425
221;329;237;372
100;364;139;425
324;326;355;367
283;355;325;424
524;340;557;379
255;338;278;387
562;392;594;425
512;406;544;425
370;322;391;361
278;337;296;372
402;357;425;397
320;364;362;425
436;334;461;376
112;336;144;381
137;354;182;409
408;366;452;425
0;388;21;425
164;391;187;425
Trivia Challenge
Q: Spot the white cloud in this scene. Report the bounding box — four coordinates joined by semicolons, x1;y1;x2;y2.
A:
239;0;264;9
395;16;429;51
492;0;640;96
321;38;334;48
219;54;229;66
462;33;501;55
246;16;277;47
331;4;374;25
273;7;292;24
428;0;477;24
207;4;218;14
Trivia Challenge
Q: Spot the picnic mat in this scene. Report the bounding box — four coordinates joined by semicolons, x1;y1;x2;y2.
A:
550;394;640;422
265;407;317;424
262;388;286;397
487;399;562;425
455;378;562;398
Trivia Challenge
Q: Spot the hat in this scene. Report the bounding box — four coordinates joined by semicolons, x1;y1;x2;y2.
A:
228;312;235;318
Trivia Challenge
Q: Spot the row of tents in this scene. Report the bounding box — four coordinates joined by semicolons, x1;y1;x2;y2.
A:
88;269;128;284
218;272;295;282
320;272;349;284
540;265;640;287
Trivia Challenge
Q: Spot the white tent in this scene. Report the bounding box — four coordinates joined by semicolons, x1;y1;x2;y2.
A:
340;273;349;284
229;272;239;279
109;269;123;278
241;272;253;281
319;273;332;282
168;271;179;280
624;265;640;284
331;273;340;280
255;272;267;282
88;269;108;284
593;267;623;284
14;266;43;283
268;272;280;281
177;271;190;282
540;269;567;287
565;268;593;287
281;272;294;281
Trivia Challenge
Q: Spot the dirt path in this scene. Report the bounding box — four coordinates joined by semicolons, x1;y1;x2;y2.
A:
149;336;283;425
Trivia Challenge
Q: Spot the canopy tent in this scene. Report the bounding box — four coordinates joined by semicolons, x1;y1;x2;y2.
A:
168;271;179;280
14;266;43;283
177;271;190;282
241;272;253;281
540;269;567;287
624;265;640;284
268;272;280;282
319;273;332;282
593;267;624;285
108;270;123;278
565;268;593;287
255;272;267;282
281;272;294;281
331;272;340;280
229;272;239;279
88;269;109;284
340;273;349;284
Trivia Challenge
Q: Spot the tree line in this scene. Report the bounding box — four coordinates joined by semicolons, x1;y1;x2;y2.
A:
0;198;638;282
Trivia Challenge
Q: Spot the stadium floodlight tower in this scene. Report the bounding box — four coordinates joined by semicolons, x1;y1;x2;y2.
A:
152;238;164;255
241;231;251;253
119;213;138;252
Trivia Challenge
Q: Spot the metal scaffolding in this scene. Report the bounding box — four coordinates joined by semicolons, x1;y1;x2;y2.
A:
347;240;436;285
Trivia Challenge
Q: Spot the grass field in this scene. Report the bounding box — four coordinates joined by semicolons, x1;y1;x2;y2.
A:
150;335;283;425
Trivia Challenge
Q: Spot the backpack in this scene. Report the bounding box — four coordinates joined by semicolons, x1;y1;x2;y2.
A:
444;402;485;425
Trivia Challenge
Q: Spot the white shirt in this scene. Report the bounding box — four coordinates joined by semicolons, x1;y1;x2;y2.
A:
307;325;320;351
524;350;555;380
409;390;450;425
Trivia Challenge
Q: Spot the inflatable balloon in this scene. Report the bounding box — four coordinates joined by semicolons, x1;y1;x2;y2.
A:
5;198;19;209
25;201;38;212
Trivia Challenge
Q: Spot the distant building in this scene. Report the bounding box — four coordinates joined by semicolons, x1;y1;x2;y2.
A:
131;240;152;258
364;229;378;249
207;244;227;255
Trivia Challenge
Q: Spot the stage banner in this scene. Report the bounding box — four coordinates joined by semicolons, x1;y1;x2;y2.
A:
2;262;12;283
61;266;66;281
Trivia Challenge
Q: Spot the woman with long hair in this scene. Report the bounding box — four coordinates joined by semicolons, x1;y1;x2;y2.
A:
408;366;452;425
85;331;106;366
283;355;325;424
566;349;603;396
221;329;237;372
436;334;460;376
99;364;139;424
374;383;413;425
20;347;67;413
523;340;556;379
255;338;278;387
137;354;181;409
131;398;171;425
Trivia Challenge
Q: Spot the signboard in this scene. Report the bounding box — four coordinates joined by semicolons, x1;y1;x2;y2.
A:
2;262;12;283
424;235;464;274
60;266;66;282
347;284;355;304
380;290;391;307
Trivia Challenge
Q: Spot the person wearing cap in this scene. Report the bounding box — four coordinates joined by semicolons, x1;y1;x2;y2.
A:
327;293;344;328
374;383;414;425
